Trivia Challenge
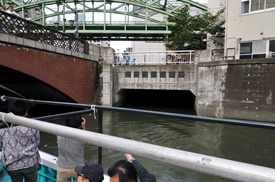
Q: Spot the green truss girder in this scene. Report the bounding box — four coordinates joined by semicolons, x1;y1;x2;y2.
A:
13;0;207;18
5;0;207;40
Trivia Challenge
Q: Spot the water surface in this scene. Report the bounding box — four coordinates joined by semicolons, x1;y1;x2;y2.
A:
39;107;275;182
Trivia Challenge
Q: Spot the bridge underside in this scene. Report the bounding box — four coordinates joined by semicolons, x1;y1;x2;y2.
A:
47;24;168;41
0;66;72;102
0;66;77;115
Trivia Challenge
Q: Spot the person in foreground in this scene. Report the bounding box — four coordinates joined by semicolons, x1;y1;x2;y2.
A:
74;162;104;182
57;115;87;182
0;100;40;182
108;153;156;182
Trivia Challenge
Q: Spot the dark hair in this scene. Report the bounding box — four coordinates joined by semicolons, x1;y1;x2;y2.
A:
10;100;28;116
108;160;137;182
65;115;82;128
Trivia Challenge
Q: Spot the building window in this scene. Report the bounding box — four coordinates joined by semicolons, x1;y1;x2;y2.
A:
269;40;275;57
151;71;157;78
240;42;252;59
142;71;148;78
266;0;275;9
169;71;175;78
241;0;275;14
125;71;131;78
160;71;166;78
241;0;250;13
251;0;265;11
240;41;266;59
134;71;139;78
178;71;185;78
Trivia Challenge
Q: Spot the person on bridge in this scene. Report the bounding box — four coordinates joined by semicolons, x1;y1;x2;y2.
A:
6;6;20;17
56;115;87;182
0;100;40;182
108;153;156;182
131;59;136;65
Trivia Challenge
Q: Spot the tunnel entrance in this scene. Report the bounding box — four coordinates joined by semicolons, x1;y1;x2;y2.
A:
120;89;196;109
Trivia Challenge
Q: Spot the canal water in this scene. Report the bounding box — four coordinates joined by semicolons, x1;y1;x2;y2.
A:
39;106;275;182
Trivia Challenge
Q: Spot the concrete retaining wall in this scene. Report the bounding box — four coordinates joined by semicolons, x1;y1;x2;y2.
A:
196;58;275;122
116;64;196;91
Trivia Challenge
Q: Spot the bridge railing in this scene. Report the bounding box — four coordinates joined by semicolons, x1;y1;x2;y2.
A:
0;11;89;54
115;50;195;65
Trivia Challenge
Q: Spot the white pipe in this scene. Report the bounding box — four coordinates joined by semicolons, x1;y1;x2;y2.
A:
1;112;275;182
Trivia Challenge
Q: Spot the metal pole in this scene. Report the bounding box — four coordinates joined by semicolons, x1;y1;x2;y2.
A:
34;109;94;121
83;0;86;31
75;10;79;38
42;3;45;26
159;52;160;65
57;5;60;23
124;3;126;31
104;0;106;31
98;110;103;165
1;112;275;182
2;95;275;130
189;51;192;64
63;2;66;33
22;7;25;19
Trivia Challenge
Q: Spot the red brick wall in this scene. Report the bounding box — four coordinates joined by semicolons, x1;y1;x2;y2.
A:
0;43;97;104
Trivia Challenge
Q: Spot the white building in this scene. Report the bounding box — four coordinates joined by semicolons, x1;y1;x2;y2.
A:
216;0;275;59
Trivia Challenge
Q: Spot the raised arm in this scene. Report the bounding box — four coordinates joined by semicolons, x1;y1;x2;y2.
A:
123;153;156;182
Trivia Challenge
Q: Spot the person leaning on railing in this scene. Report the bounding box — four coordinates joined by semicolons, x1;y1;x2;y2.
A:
108;153;156;182
6;6;20;17
56;115;87;182
0;100;40;182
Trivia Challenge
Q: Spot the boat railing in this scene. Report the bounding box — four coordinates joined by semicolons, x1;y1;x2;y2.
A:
0;95;275;182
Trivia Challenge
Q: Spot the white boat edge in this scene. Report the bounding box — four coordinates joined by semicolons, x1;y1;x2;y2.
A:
39;150;110;182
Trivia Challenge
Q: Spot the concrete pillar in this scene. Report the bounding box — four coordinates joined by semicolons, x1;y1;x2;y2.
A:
101;63;113;106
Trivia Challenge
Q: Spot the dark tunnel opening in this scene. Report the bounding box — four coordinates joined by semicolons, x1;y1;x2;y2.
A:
121;89;196;110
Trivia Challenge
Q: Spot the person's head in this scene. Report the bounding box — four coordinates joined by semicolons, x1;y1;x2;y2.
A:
10;100;28;116
0;5;3;11
74;162;104;182
108;160;137;182
65;115;82;128
8;6;13;12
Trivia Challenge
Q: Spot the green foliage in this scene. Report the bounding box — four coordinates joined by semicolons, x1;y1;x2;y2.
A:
166;8;225;50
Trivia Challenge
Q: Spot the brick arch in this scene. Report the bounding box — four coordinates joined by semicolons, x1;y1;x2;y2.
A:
0;43;97;104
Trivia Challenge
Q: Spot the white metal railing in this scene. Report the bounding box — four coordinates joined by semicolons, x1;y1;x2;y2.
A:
0;112;275;182
114;50;195;65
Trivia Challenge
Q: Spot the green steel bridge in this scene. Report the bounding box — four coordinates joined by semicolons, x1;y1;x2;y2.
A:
1;0;207;41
